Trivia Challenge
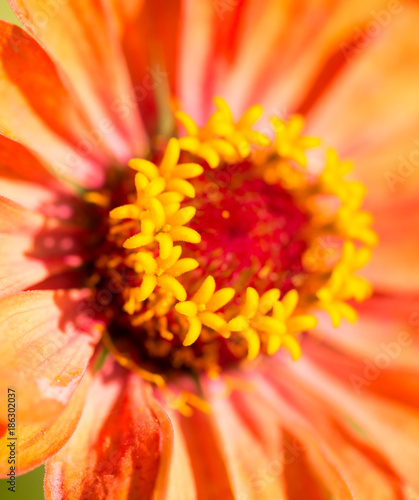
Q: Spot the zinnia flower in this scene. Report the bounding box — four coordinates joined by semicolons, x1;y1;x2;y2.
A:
1;1;418;499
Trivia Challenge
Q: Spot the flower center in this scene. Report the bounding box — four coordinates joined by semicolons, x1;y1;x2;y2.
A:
85;98;377;387
186;168;308;295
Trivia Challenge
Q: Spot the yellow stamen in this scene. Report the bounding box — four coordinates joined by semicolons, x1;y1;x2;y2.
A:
176;97;270;168
176;276;235;346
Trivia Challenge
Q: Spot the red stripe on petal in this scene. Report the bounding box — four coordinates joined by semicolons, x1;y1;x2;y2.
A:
0;21;110;189
45;359;172;500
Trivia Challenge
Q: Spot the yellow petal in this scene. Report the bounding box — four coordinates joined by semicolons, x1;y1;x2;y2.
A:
258;288;280;315
282;334;302;361
109;204;140;220
183;317;202;346
146;177;166;198
282;289;299;318
167;258;199;278
287;314;317;335
166;178;196;198
228;315;249;332
236;104;263;129
157;275;186;301
166;206;196;227
123;233;154;249
193;276;216;305
155;233;173;260
138;274;157;301
149;198;166;231
242;287;259;318
175;301;198;317
206;288;235;312
172;163;203;179
200;312;228;335
175;111;199;137
136;252;157;275
160;138;180;175
128;159;159;179
169;226;201;244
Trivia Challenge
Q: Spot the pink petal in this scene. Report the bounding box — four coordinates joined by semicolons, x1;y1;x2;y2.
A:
0;196;91;296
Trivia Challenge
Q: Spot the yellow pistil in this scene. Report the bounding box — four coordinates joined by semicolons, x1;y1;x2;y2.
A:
175;276;235;346
176;97;269;168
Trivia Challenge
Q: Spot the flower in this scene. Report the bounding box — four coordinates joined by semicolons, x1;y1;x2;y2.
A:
1;1;419;499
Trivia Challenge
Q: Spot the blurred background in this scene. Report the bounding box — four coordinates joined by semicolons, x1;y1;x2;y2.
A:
0;2;19;24
0;4;46;500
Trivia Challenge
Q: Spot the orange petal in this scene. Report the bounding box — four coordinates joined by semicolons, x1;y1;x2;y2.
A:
170;388;236;500
315;294;419;370
272;353;419;492
177;0;215;123
306;331;419;413
202;376;286;499
0;289;101;425
177;0;397;119
307;3;419;203
0;134;83;214
281;428;355;500
161;409;197;500
109;0;180;136
9;0;147;162
363;198;419;293
257;362;406;499
0;22;112;188
257;0;401;116
0;362;92;477
0;134;66;190
44;359;172;500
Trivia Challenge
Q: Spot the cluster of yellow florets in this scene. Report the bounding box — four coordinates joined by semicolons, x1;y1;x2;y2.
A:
104;97;377;367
